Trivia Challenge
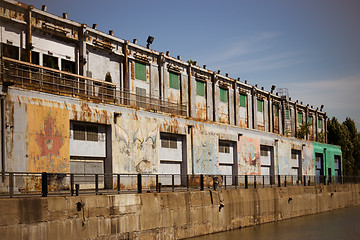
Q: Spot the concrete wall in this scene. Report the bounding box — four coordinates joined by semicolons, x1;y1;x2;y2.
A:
0;184;359;239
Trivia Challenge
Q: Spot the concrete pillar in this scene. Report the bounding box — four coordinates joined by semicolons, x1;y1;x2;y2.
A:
25;5;33;63
234;85;240;126
252;87;257;129
123;41;129;91
78;24;87;76
268;94;272;133
188;65;195;117
305;106;309;140
264;99;268;132
212;74;218;122
229;87;235;125
214;80;219;122
206;79;213;121
158;53;165;100
247;92;253;129
181;69;189;116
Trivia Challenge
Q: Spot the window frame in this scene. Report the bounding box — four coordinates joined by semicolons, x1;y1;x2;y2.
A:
257;99;263;113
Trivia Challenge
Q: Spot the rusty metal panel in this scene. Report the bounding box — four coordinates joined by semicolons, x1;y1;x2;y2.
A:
28;104;69;173
238;136;260;175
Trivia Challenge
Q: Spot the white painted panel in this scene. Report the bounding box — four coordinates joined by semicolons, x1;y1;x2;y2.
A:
219;165;232;176
70;124;106;157
160;140;182;162
260;154;271;166
32;34;76;61
159;162;181;174
291;168;298;175
291;158;299;168
219;145;234;164
1;23;22;46
257;111;264;125
261;166;270;175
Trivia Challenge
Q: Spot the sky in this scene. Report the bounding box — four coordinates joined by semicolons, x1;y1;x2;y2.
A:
21;0;360;129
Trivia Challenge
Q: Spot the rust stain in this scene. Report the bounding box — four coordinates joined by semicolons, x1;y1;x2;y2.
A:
35;115;63;157
131;62;135;80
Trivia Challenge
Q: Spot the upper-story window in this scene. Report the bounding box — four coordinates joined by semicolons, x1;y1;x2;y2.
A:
2;43;19;60
73;123;98;141
196;80;205;97
135;61;146;81
274;105;279;117
257;99;263;112
169;72;180;90
298;112;303;124
240;93;247;108
43;54;59;70
220;87;228;103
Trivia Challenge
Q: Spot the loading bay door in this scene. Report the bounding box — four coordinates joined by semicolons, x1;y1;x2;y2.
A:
315;153;324;176
219;140;236;185
260;145;274;184
291;150;302;180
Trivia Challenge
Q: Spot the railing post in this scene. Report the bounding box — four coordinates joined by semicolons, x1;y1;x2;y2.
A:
254;176;256;189
200;174;204;191
75;184;80;196
308;177;311;186
323;175;326;185
186;175;189;191
95;174;99;195
42;172;48;197
224;175;227;190
156;174;159;193
284;175;287;187
245;175;248;189
263;175;265;188
304;175;307;186
70;174;74;196
172;174;175;192
291;175;293;186
117;174;120;194
278;175;281;187
9;173;14;196
137;174;142;193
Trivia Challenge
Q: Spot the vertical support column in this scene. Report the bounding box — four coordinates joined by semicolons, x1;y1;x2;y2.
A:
252;87;257;129
324;115;328;143
78;24;87;76
123;41;129;91
200;174;204;191
137;173;142;193
42;172;48;197
158;53;165;101
25;5;33;63
315;109;319;141
206;77;213;121
229;84;235;125
1;96;6;175
188;64;194;117
213;74;219;122
268;94;272;133
305;106;309;140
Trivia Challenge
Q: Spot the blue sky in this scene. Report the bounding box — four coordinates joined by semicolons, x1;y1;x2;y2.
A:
22;0;360;128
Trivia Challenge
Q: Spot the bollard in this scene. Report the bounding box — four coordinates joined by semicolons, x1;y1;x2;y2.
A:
42;172;48;197
75;184;80;196
200;174;204;191
254;176;257;189
172;175;175;192
245;175;248;189
156;175;159;192
158;183;162;193
137;174;142;193
304;175;306;186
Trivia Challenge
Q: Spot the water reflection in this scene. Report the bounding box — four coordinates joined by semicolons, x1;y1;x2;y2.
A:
193;206;360;240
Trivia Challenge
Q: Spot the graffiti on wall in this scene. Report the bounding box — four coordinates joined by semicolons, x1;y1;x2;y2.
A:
114;113;158;173
192;126;218;174
28;105;69;172
238;136;260;175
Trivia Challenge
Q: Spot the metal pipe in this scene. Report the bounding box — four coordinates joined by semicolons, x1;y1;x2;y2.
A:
1;96;5;174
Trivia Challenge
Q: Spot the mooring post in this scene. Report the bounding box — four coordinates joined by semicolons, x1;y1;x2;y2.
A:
42;172;48;197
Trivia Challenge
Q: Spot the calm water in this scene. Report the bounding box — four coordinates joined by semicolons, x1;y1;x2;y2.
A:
192;206;360;240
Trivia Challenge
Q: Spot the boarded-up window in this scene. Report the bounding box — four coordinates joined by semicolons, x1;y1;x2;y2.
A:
135;62;146;81
286;109;290;120
220;88;228;103
308;116;313;125
169;72;179;89
257;99;263;112
219;142;230;153
196;80;205;97
298;112;303;124
161;136;177;149
274;105;279;117
240;93;246;108
73;124;98;142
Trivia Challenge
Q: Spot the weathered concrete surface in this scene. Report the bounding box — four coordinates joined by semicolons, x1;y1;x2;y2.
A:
0;184;359;239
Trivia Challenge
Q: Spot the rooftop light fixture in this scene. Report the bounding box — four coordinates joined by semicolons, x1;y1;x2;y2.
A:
271;85;276;93
146;36;154;49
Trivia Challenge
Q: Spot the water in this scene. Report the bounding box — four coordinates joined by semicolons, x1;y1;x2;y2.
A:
193;206;360;240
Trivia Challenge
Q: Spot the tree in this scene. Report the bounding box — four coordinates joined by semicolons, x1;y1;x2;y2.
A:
327;117;360;176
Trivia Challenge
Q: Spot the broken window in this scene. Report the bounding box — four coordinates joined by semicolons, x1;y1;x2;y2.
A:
240;93;246;108
257;99;263;112
169;72;179;90
196;80;205;97
2;43;19;60
43;54;59;69
73;123;98;142
219;141;230;153
135;61;146;81
220;87;228;103
161;135;178;149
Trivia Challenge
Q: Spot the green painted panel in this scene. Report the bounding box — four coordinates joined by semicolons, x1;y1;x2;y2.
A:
169;72;179;89
257;99;263;112
240;94;246;107
274;105;279;117
308;116;313;125
285;109;290;120
298;112;303;124
135;62;146;81
196;80;205;96
220;88;227;103
318;119;322;128
313;142;342;176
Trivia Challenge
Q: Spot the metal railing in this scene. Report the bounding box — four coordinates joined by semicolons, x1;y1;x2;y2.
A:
0;172;357;198
0;57;187;116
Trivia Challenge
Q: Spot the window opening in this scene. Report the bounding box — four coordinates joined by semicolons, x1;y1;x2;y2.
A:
220;88;228;103
169;72;180;89
135;61;146;81
196;80;205;97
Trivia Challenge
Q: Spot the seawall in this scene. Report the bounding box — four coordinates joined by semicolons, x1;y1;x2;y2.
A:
1;184;360;239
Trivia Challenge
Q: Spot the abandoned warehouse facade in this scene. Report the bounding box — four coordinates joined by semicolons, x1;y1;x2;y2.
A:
0;0;342;189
